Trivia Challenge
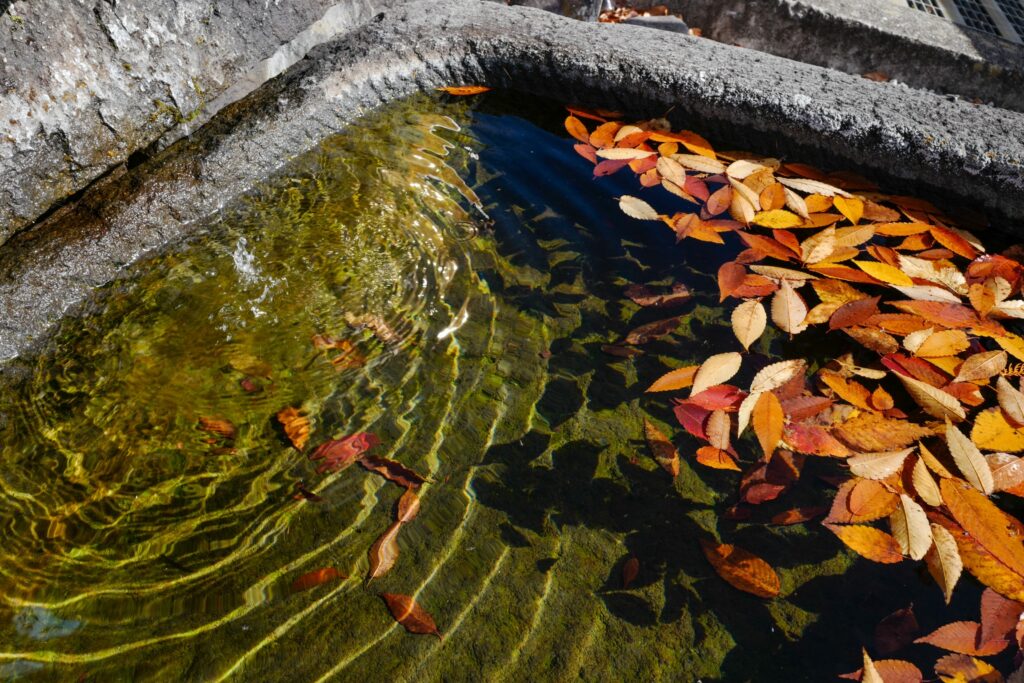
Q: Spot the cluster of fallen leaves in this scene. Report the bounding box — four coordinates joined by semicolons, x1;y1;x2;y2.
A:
197;331;441;640
564;105;1024;680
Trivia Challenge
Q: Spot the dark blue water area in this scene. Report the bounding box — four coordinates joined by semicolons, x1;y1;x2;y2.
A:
456;94;1016;680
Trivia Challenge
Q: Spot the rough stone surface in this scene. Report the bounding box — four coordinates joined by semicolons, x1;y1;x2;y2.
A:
623;15;689;33
1;0;1024;361
634;0;1024;111
0;0;354;245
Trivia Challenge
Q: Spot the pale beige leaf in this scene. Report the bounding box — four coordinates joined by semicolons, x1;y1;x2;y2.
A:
903;327;933;355
926;523;963;604
596;148;655;160
912;457;943;507
955;350;1007;383
993;299;1024;319
861;649;884;683
946;419;995;494
848;448;914;481
834;225;876;248
736;390;760;437
706;410;731;451
691;352;743;397
750;359;805;394
783;187;809;219
613;124;644;142
726;159;768;180
894;373;966;422
748;265;817;284
897;254;968;294
778;176;853;198
656;156;687;187
801;225;836;264
997;375;1024;428
890;493;933;561
729;190;756;225
771;279;808;335
728;177;761;208
672;153;726;174
890;285;962;304
619;195;659;221
732;300;766;351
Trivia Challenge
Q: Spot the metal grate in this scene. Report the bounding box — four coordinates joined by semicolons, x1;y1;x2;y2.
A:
953;0;1002;33
996;0;1024;36
899;0;1024;43
906;0;946;17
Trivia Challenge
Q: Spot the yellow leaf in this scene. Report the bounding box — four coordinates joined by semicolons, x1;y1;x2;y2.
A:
752;209;803;229
676;130;716;159
826;524;904;563
912;457;943;506
860;650;884;683
436;85;491;95
972;407;1024;453
915;329;970;358
833;196;864;224
894;373;966;422
853;260;915;287
996;334;1024;362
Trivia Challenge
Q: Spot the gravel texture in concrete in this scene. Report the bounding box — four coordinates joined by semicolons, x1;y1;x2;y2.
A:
1;0;1023;361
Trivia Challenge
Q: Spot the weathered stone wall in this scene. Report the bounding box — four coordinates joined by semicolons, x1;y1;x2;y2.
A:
0;0;343;245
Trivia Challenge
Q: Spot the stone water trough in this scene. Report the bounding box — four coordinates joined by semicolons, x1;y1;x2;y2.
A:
1;0;1023;361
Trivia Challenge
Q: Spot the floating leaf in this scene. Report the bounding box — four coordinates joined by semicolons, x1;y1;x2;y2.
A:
753;209;803;229
914;330;970;359
732;299;767;351
696;446;740;471
771;279;808;334
874;606;919;656
309;432;380;474
972;406;1024;452
699;539;780;598
848;449;914;481
829;297;880;331
955;350;1008;383
926;523;963;604
894;373;965;422
778;177;853;198
980;587;1024;647
834;196;864;224
691;352;743;396
597;147;655;160
644;419;679;477
839;659;921;683
771;506;827;525
277;407;311;451
826;524;904;563
750;359;806;394
853;260;914;287
619;195;659;220
359;455;426;489
563;115;589;144
752;392;784;460
996;376;1024;428
436;85;490;96
622;557;640;589
381;593;442;639
833;413;931;453
292;567;345;592
945;419;994;494
646;365;699;393
912;457;943;507
932;654;999;682
367;521;402;581
859;650;885;683
915;621;1007;656
890;494;932;561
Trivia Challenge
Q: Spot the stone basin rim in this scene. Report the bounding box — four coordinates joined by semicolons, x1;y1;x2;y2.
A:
1;0;1023;365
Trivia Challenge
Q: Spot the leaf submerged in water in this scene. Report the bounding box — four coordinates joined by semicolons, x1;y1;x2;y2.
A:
381;593;442;640
367;521;403;581
291;567;346;592
276;407;310;451
309;433;379;474
359;455;426;489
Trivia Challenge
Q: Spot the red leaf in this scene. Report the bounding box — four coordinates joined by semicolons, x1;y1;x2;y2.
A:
687;385;747;411
915;621;1007;656
380;593;442;639
291;567;346;592
309;432;380;474
673;400;710;440
358;455;426;489
622;557;640;589
979;587;1024;646
875;605;919;655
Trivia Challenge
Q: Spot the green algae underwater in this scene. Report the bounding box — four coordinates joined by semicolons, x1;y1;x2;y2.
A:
0;91;994;681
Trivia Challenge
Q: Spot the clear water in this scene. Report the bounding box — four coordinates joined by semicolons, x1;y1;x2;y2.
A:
0;92;997;681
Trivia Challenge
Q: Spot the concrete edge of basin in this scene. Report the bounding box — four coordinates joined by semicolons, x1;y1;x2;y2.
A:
0;0;1022;363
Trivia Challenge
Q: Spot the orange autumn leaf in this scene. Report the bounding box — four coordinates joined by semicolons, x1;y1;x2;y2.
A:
646;365;699;392
699;539;780;598
838;659;922;683
436;85;491;96
696;445;740;471
381;593;442;640
276;406;310;450
291;567;346;592
771;506;828;525
914;621;1007;656
563;115;589;144
831;412;931;452
825;523;904;563
971;406;1024;453
826;478;900;524
752;391;784;460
